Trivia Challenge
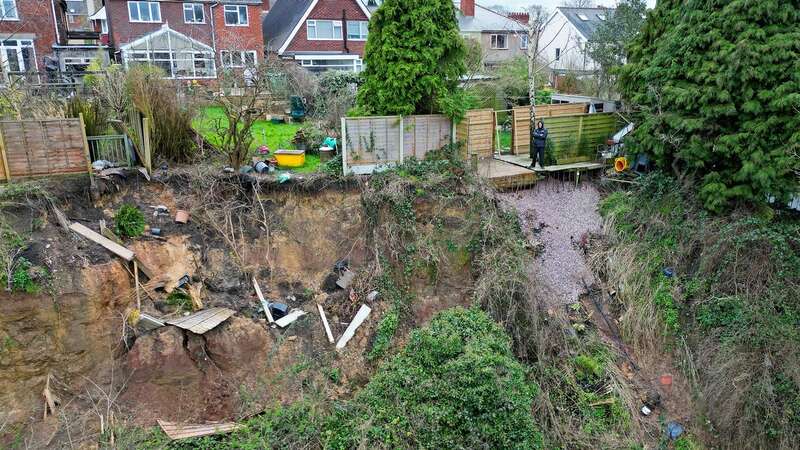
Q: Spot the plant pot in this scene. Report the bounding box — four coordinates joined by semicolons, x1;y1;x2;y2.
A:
319;146;334;163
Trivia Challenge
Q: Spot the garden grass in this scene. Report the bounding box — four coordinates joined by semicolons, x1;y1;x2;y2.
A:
194;106;321;173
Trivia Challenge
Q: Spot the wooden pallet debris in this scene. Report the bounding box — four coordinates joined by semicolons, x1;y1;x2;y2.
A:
275;310;307;328
336;304;371;350
166;307;235;334
317;304;334;344
69;222;134;261
253;277;274;323
157;419;243;440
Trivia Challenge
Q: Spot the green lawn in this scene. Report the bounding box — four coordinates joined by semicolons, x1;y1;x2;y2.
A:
193;106;321;173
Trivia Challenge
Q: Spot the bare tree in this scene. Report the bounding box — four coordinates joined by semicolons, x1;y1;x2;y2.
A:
526;6;548;146
561;0;596;7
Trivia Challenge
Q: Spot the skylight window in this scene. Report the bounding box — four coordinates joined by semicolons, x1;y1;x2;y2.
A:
597;14;606;20
577;13;589;21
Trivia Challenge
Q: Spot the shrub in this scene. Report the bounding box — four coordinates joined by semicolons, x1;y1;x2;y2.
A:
126;65;197;163
328;308;541;449
114;204;145;238
66;96;110;136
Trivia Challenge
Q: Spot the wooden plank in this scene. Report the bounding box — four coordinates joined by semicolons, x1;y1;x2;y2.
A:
0;125;10;181
317;304;335;344
78;114;94;181
253;277;274;323
275;309;307;328
166;307;235;334
336;304;372;350
157;420;243;440
69;222;135;261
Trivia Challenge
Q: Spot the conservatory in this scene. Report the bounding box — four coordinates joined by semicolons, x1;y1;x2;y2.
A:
120;25;217;79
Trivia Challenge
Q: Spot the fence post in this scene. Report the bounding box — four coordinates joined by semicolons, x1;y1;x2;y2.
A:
577;115;585;154
398;116;404;165
142;117;153;175
341;117;348;176
0;125;10;182
78;114;95;189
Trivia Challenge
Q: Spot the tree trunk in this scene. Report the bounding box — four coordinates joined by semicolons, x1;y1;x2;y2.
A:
527;20;542;157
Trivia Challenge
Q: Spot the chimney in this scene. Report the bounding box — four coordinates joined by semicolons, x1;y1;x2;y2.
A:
458;0;475;17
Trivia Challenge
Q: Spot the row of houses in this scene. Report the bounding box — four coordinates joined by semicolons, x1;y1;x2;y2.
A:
0;0;607;81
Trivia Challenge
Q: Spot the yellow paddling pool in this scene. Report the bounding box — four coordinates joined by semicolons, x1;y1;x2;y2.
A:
274;150;306;168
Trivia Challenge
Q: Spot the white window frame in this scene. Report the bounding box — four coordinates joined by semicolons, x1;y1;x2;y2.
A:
0;39;36;81
577;13;589;21
100;18;108;33
223;5;248;26
220;50;257;68
128;1;161;23
0;0;19;21
490;34;508;50
346;20;368;41
125;50;217;79
306;20;343;40
183;3;204;24
520;34;528;50
297;55;363;73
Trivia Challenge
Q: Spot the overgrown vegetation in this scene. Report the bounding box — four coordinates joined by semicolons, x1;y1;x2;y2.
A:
620;1;800;211
599;172;800;448
114;204;146;238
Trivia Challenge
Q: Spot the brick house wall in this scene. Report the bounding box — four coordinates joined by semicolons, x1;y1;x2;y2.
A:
0;0;59;72
285;0;368;56
105;0;268;68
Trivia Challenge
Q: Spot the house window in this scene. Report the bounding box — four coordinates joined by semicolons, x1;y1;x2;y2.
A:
306;20;342;40
220;50;257;68
346;21;368;40
126;50;216;78
0;39;35;81
520;34;528;50
128;1;161;23
183;3;204;24
100;19;108;33
577;13;589;21
490;34;508;50
299;58;362;73
0;0;18;20
597;14;606;21
223;5;248;26
555;48;561;61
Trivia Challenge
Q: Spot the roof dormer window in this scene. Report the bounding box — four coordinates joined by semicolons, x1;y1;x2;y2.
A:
597;14;606;20
577;13;589;21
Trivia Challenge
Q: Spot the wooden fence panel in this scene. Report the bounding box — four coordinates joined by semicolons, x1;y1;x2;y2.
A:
403;115;451;160
544;113;620;164
0;118;89;181
511;104;589;155
458;109;494;159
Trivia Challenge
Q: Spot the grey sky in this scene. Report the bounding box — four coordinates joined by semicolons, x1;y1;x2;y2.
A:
486;0;657;12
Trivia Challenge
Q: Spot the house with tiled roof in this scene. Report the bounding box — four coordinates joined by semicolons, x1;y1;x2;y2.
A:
454;0;527;68
538;6;614;74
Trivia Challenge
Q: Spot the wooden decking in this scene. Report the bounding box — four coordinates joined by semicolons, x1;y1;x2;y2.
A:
497;154;604;173
477;158;538;190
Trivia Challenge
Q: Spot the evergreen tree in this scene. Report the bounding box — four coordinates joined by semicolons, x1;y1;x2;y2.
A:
356;0;467;118
619;0;800;212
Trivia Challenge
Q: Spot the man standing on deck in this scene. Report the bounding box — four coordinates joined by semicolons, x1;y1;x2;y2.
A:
530;120;548;170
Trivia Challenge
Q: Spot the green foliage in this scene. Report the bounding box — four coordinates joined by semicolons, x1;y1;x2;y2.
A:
1;257;44;294
574;354;605;383
600;172;800;447
619;1;800;211
494;57;551;106
357;0;467;119
114;204;146;238
586;0;647;97
66;96;110;136
311;71;361;128
366;307;399;361
329;308;541;449
127;65;197;163
165;290;192;312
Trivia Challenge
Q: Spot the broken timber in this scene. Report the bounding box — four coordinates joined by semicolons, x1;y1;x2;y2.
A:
252;277;275;323
69;222;134;261
275;310;307;328
138;313;165;331
317;304;335;344
157;419;243;440
166;307;235;334
336;304;371;350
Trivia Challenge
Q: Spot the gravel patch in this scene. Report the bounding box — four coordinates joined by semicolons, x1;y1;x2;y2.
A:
500;179;602;307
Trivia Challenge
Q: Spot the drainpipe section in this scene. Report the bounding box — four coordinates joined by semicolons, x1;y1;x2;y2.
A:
342;9;349;54
210;2;219;67
50;0;61;44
